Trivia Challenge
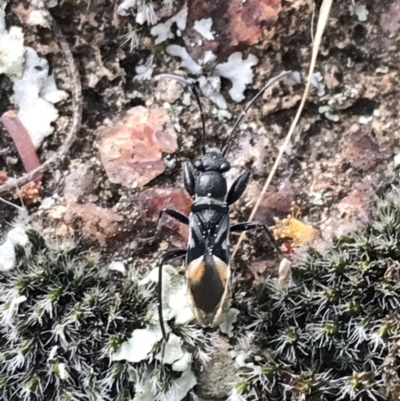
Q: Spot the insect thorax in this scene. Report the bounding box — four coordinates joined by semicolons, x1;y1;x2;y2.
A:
195;171;227;199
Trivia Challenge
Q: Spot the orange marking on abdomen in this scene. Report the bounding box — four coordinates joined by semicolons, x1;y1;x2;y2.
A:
187;256;206;285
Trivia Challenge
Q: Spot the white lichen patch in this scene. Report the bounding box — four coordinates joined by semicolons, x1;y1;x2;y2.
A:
172;351;192;372
13;47;69;149
134;55;155;81
194;18;215;40
155;333;192;371
0;9;25;77
165;369;197;401
349;2;369;22
27;0;58;27
309;190;325;206
289;71;302;84
113;324;163;363
115;263;199;401
108;260;126;275
375;66;389;74
318;105;340;122
118;0;158;25
198;75;227;109
358;115;374;125
151;3;188;44
132;367;197;401
328;85;359;107
212;107;232;122
166;45;202;75
141;264;194;325
216;52;259;102
118;0;136;16
311;71;325;97
201;50;217;65
394;152;400;166
0;209;29;272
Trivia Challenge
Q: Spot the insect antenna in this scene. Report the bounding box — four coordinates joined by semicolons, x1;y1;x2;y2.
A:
190;85;207;154
157;74;207;154
221;70;293;156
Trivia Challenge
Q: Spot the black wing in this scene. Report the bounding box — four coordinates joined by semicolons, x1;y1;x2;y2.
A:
185;208;231;327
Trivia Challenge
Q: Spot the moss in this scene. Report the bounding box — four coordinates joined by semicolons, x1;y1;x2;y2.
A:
0;231;150;401
232;188;400;401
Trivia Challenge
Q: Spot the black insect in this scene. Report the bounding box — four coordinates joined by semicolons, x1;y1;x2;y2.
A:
155;71;291;339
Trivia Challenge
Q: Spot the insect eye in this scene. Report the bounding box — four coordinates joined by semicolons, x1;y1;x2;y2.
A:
194;160;204;171
220;161;230;172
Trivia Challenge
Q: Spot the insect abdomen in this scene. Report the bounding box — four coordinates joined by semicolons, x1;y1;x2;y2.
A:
187;252;230;327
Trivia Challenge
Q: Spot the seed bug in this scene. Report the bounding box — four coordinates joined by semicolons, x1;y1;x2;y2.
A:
155;71;292;339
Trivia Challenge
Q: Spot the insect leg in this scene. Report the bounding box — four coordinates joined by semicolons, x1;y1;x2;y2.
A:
157;249;187;340
143;209;189;243
183;161;196;197
227;170;251;205
231;221;283;257
158;208;189;225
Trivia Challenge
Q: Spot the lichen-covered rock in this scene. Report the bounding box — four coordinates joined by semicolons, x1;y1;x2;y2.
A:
184;0;281;62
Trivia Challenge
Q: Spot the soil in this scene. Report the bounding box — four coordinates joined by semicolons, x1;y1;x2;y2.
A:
2;0;400;274
2;0;400;399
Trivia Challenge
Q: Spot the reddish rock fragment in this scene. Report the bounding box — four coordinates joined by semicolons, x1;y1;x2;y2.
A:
228;0;281;46
139;188;192;247
64;163;96;203
63;202;123;246
0;171;7;185
342;128;391;172
338;181;374;221
96;106;178;188
16;181;42;206
184;0;281;63
249;182;295;226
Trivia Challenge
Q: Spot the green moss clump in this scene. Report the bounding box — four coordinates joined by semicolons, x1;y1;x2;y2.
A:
0;230;150;401
232;189;400;401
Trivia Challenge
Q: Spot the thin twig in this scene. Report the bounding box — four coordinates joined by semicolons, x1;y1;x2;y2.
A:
232;0;334;259
0;16;82;196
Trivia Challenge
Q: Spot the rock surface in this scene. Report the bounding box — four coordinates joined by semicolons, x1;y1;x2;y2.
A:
97;106;178;188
